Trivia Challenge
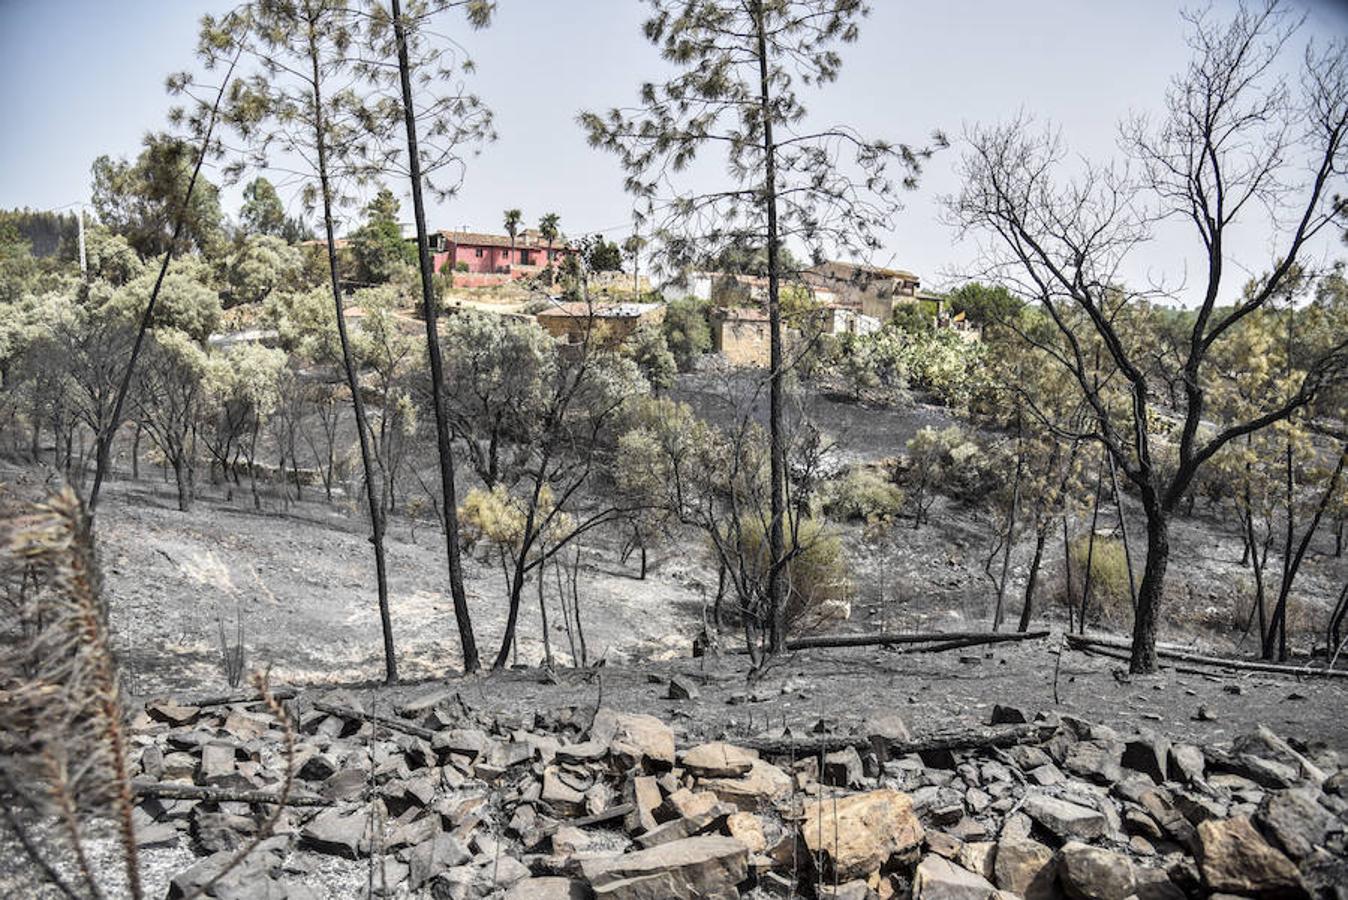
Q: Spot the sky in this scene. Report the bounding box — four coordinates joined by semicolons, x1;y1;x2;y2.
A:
3;0;1348;301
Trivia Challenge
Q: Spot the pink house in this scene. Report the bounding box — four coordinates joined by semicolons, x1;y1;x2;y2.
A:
426;229;574;276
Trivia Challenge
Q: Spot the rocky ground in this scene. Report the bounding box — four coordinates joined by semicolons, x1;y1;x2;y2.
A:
4;652;1346;900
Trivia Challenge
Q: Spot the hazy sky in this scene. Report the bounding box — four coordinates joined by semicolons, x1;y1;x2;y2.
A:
3;0;1347;300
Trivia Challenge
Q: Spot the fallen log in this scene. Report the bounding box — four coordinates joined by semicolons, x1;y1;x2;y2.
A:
735;722;1056;758
909;632;1050;654
1064;634;1348;680
719;630;1051;656
1058;640;1222;679
132;780;332;807
312;702;436;740
170;687;299;708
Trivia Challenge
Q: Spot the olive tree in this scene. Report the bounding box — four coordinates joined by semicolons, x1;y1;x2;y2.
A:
951;1;1348;671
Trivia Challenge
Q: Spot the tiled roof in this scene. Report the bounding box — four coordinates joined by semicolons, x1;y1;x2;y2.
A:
536;301;662;319
713;306;769;322
808;260;919;282
439;229;571;250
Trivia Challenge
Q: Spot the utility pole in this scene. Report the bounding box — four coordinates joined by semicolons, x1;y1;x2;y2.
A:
77;205;87;280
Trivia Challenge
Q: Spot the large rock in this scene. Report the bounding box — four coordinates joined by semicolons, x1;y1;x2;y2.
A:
994;836;1057;900
1057;841;1135;900
1168;743;1205;784
505;878;589;900
800;788;925;882
590;708;676;769
408;833;471;891
1195;815;1306;899
680;742;757;778
300;807;374;859
1063;740;1125;785
638;790;731;848
1122;734;1171;784
725;812;767;853
822;746;866;788
199;742;238;785
698;758;793;811
580;835;748;899
913;853;998;900
1023;793;1106;842
1233;726;1329;787
1257;787;1338;860
147;698;201;726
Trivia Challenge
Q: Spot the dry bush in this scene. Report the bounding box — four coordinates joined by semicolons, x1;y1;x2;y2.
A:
0;487;144;898
822;467;905;528
217;605;246;689
0;488;293;899
1057;535;1134;628
732;517;851;634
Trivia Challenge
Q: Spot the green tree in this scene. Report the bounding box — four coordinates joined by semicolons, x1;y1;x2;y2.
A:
352;187;416;285
90;133;225;258
133;328;208;511
222;233;303;307
661;297;711;372
201;341;287;507
449;325;649;669
585;235;623;272
583;0;939;657
623;231;647;293
101;259;223;343
953;4;1348;672
239;176;287;237
539;212;561;285
503;207;522;267
947;281;1022;327
624;324;676;391
83;225;145;286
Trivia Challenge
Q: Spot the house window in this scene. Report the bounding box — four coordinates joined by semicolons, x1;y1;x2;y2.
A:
475;247;484;258
548;249;556;261
519;250;532;266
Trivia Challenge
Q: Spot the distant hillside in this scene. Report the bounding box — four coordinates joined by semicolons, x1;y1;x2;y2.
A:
1;208;79;258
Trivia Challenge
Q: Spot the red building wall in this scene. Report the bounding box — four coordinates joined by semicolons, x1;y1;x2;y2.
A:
431;242;571;275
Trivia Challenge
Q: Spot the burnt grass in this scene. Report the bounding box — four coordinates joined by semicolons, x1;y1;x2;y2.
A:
2;374;1345;751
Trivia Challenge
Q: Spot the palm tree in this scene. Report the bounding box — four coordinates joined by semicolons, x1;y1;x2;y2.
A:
503;208;522;274
538;212;560;286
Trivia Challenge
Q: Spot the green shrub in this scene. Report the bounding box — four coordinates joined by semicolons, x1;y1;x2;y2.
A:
662;296;711;371
822;467;905;526
1065;535;1133;626
731;516;851;633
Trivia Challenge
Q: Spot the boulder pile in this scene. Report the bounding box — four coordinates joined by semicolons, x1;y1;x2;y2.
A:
127;691;1348;899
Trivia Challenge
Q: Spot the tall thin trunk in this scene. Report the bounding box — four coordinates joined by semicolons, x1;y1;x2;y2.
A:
493;475;544;670
172;456;192;513
1239;508;1270;645
536;551;554;669
991;431;1024;632
1264;445;1347;661
754;3;787;655
1079;458;1104;632
309;25;397;684
1129;508;1168;674
389;0;479;673
131;422;141;481
1328;579;1348;658
1018;523;1049;633
1062;514;1075;633
89;50;239;513
1107;453;1138;611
